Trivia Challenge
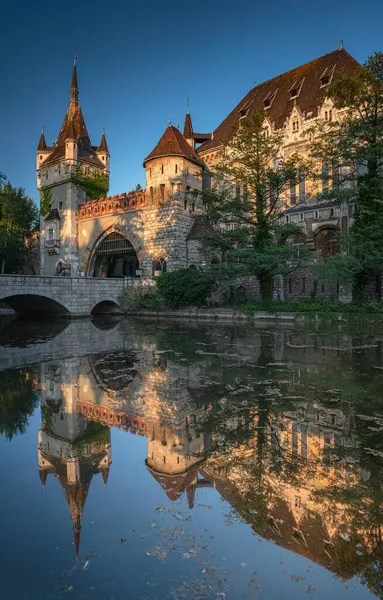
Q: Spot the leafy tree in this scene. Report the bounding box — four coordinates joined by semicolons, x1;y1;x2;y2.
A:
0;368;38;440
71;166;109;200
309;52;383;300
156;268;214;308
201;109;307;305
0;177;38;273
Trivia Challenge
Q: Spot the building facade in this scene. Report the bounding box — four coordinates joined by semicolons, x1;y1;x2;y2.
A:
37;47;378;299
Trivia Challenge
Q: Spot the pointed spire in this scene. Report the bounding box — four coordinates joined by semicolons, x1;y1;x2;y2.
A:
37;126;47;151
184;107;193;140
100;465;110;489
72;516;81;559
39;469;48;487
70;55;79;105
97;127;109;153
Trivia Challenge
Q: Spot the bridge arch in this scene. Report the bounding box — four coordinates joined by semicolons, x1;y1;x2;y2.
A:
0;293;71;317
81;224;143;277
91;299;122;315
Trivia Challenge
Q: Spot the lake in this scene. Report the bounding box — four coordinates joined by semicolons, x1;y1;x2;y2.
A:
1;316;383;600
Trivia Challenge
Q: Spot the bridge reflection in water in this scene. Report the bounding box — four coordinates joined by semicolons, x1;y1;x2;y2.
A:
14;317;382;594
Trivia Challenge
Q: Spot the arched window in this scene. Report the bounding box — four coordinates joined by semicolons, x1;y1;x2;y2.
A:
189;264;197;270
153;257;167;276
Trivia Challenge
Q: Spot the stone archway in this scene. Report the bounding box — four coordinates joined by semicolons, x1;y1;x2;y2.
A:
82;225;143;277
314;227;339;261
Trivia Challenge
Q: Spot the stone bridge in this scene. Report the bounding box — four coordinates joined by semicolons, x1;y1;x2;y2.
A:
0;275;131;317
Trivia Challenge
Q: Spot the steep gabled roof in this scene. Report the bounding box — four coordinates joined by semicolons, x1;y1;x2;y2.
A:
143;125;204;167
186;218;216;241
198;48;361;154
146;462;199;504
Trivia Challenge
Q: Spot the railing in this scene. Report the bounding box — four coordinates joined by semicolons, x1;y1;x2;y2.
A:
44;239;60;249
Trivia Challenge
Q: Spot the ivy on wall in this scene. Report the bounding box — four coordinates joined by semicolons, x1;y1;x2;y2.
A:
71;166;109;200
40;187;53;216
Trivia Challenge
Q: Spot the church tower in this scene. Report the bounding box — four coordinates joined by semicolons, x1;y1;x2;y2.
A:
37;58;109;276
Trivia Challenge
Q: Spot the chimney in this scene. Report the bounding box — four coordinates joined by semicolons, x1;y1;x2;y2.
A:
339;40;343;50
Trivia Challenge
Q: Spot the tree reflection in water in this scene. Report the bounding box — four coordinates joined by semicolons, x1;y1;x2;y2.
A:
1;319;383;597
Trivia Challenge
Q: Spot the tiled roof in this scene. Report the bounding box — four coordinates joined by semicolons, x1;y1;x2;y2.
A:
143;125;204;167
198;48;360;154
44;208;61;221
184;112;193;138
186;218;216;240
37;130;47;151
98;132;109;153
146;463;198;504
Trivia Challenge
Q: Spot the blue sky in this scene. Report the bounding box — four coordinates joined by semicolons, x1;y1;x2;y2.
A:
1;0;382;204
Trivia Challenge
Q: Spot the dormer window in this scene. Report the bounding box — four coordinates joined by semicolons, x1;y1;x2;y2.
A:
320;66;335;88
292;120;299;132
239;100;252;118
289;78;304;100
263;90;277;109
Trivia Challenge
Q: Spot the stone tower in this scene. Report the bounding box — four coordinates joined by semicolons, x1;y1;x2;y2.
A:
142;122;205;273
36;58;109;276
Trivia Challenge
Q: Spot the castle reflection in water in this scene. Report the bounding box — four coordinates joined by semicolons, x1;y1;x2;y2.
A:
13;318;382;588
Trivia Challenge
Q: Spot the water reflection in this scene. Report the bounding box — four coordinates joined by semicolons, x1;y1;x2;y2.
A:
1;318;383;598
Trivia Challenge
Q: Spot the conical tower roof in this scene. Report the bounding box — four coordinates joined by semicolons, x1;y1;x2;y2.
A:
143;125;204;167
37;127;47;151
184;112;193;139
98;129;109;153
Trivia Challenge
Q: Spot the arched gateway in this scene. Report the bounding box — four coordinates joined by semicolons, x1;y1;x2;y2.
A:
85;231;140;278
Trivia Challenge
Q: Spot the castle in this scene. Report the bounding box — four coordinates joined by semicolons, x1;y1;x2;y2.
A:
36;46;380;300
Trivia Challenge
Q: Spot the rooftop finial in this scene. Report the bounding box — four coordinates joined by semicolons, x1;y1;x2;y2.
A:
102;126;105;135
168;114;171;126
339;40;343;50
186;97;190;114
42;125;44;134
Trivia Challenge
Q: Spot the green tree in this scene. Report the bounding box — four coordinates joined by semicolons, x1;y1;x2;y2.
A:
310;52;383;300
0;369;38;440
0;177;38;273
201;109;307;305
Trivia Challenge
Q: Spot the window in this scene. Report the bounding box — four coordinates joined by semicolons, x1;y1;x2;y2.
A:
321;75;330;87
285;214;289;223
299;167;306;201
263;90;276;109
289;278;292;294
243;183;248;201
102;156;105;161
290;177;297;205
184;199;187;210
315;210;319;219
300;213;304;221
59;202;63;210
329;109;332;122
191;203;195;212
161;165;164;174
175;164;178;174
325;111;328;121
160;184;165;201
293;120;299;132
330;208;334;217
40;155;42;160
322;162;329;191
163;456;166;464
150;187;154;204
321;283;325;293
185;185;190;197
48;228;54;240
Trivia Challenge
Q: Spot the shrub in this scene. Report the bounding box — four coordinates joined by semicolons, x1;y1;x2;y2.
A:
119;282;162;310
156;268;214;308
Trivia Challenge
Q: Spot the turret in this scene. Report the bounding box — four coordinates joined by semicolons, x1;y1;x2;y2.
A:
95;127;110;171
65;120;78;165
36;126;52;172
143;124;204;209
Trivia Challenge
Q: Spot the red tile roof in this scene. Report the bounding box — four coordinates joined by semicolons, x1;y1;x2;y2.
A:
143;125;205;167
37;130;47;151
146;462;198;503
98;132;109;153
198;48;361;154
184;112;193;139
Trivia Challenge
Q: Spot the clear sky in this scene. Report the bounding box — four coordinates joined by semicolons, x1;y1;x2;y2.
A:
1;0;382;204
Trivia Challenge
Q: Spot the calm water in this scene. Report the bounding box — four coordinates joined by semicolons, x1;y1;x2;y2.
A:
1;316;383;600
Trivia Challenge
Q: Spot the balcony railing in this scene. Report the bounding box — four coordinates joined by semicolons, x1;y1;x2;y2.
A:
44;239;60;249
